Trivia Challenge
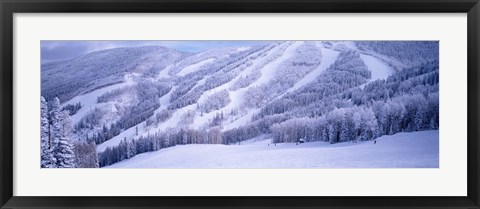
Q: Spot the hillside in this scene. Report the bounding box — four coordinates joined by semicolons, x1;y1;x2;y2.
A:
108;130;439;168
40;41;439;168
42;46;187;102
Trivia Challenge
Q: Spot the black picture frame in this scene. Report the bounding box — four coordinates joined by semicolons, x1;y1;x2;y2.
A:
1;0;479;208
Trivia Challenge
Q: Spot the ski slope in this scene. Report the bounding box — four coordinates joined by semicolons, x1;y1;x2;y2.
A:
63;74;135;107
360;54;396;81
250;41;300;87
285;47;340;94
193;42;296;130
108;130;439;168
177;58;215;76
62;74;137;124
94;41;412;154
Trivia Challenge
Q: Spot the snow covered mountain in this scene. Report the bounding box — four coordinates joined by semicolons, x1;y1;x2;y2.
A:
41;41;439;168
42;46;188;102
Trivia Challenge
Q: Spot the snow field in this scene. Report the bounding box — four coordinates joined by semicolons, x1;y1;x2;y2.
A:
284;47;340;94
108;130;439;168
192;42;296;130
177;58;215;76
63;74;137;126
360;54;396;81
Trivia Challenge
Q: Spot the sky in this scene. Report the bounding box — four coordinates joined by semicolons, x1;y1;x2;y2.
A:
41;40;270;63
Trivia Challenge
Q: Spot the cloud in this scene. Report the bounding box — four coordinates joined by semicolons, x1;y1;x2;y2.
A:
41;40;271;63
41;41;91;63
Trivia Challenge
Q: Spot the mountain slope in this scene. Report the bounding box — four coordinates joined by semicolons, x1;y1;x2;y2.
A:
108;130;439;168
41;41;439;168
42;46;187;102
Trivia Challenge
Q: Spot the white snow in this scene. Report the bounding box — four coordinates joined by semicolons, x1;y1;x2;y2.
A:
222;108;259;131
62;74;137;124
191;41;330;131
236;46;251;52
92;42;416;156
192;83;247;130
108;130;439;168
360;54;396;81
97;42;313;150
157;65;172;79
97;121;145;152
285;47;340;94
342;41;358;50
63;74;135;107
331;41;358;51
177;58;215;76
359;50;408;71
97;88;178;152
250;41;301;87
153;87;175;114
191;42;298;130
211;42;302;130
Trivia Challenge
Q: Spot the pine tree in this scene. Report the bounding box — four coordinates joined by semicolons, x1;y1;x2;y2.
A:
414;106;427;131
40;96;55;168
328;123;338;144
126;139;136;159
54;136;76;168
91;142;100;168
363;108;379;141
340;114;354;142
51;97;76;168
50;97;62;150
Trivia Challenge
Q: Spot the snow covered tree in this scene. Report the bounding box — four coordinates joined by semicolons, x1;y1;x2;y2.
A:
50;97;76;168
41;96;55;168
427;93;439;129
198;90;231;113
414;105;428;131
208;127;222;144
361;107;379;141
340;112;354;142
50;97;62;146
73;141;98;168
328;123;338;144
126;139;136;159
355;41;438;68
327;108;344;144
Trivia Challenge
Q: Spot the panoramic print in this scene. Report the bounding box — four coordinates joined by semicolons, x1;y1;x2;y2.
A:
40;41;439;168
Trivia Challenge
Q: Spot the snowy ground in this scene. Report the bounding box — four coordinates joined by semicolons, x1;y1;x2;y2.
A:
108;130;439;168
62;74;137;124
93;41;416;154
177;58;215;76
360;54;395;81
284;47;339;94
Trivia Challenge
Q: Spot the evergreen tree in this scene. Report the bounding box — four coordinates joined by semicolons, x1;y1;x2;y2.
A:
73;141;99;168
50;97;62;150
414;106;428;131
328;123;338;144
340;113;354;142
51;97;77;168
40;96;55;168
126;139;136;159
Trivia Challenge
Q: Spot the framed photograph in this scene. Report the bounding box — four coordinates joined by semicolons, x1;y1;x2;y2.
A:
1;0;479;208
